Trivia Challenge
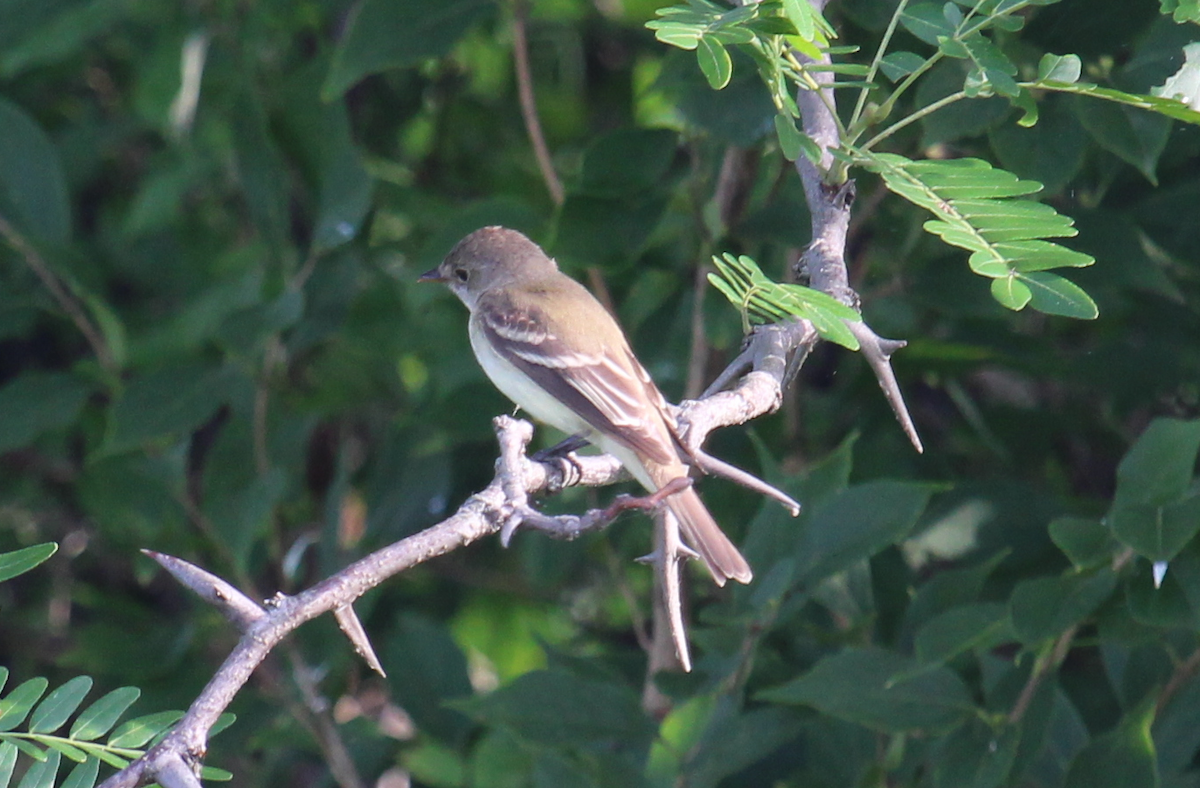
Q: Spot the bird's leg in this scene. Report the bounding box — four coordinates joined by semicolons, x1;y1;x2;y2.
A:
531;433;590;460
609;476;694;517
507;477;701;553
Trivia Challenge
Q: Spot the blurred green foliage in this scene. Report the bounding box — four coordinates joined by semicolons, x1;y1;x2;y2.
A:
1;0;1200;786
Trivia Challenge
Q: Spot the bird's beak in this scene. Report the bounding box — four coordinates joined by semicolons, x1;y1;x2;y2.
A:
418;268;448;283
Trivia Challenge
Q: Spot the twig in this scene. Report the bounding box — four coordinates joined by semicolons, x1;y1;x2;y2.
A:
0;214;116;373
253;339;285;475
791;29;923;453
1009;626;1076;724
642;517;681;718
511;0;563;207
1156;644;1200;716
685;263;710;400
98;288;818;787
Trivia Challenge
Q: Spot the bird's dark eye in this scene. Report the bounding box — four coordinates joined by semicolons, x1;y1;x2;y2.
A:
454;268;469;283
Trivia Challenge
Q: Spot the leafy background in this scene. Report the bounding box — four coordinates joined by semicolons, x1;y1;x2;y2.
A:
1;0;1199;786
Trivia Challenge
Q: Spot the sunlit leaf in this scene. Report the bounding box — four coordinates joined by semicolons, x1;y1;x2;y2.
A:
861;152;1097;317
0;544;57;584
29;677;92;734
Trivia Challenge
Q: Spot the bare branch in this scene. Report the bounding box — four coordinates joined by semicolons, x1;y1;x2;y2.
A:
100;3;931;776
99;284;824;787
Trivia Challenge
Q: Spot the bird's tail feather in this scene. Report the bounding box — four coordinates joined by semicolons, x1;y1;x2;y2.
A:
665;485;753;586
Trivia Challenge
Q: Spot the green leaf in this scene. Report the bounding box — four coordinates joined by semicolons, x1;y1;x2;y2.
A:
880;51;927;82
105;362;240;453
934;717;1021;788
1037;53;1082;83
696;36;732;89
0;678;49;732
648;19;702;50
0;742;17;788
69;687;140;741
682;707;805;788
0;97;70;243
1019;272;1098;318
553;193;669;269
861;152;1097;317
312;100;373;254
1126;558;1195;628
902;551;1009;636
916;59;1011;144
1115;418;1200;508
384;614;475;747
15;749;59;788
779;0;833;42
773;114;803;161
0;543;57;584
989;97;1088;193
707;253;861;348
230;91;290;254
1159;0;1200;23
8;738;44;762
0;371;92;454
1112;494;1200;564
990;276;1031;309
759;647;975;733
59;758;99;788
323;0;494;99
942;33;1019;97
1064;702;1159;788
0;0;131;78
210;712;236;738
29;676;92;734
1050;517;1119;569
454;670;655;748
795;481;934;587
576;128;679;197
214;290;304;353
913;603;1012;666
1074;97;1171;184
900;2;957;45
203;468;287;568
1009;571;1117;643
72;742;128;769
107;710;183;749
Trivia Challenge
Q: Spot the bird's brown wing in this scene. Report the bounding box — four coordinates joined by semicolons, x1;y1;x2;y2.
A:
475;290;676;465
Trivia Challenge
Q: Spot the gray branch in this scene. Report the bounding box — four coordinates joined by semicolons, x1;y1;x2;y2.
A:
97;301;812;788
98;2;924;782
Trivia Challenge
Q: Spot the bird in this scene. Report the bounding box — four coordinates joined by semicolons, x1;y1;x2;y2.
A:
420;226;752;586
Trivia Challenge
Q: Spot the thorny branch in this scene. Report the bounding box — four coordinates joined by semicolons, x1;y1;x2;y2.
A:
100;0;931;781
96;316;810;788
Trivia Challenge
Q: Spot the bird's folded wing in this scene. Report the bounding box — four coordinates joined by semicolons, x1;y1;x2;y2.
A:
476;294;676;466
